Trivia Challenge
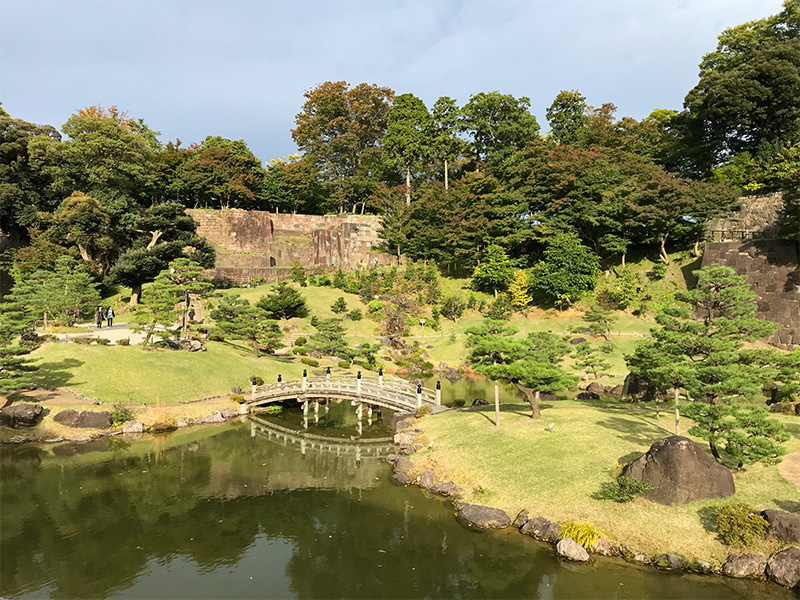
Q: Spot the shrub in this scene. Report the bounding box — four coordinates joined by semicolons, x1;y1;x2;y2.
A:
559;521;602;550
294;336;307;346
452;399;466;408
251;376;265;386
38;334;58;343
317;275;331;286
596;475;653;502
715;503;768;547
338;360;351;369
416;405;432;417
331;297;348;314
95;338;111;345
73;337;93;345
650;262;668;280
110;403;135;426
301;357;320;367
310;315;319;327
440;295;465;321
230;393;245;403
367;299;384;319
349;308;363;321
485;294;512;320
116;338;130;346
292;347;308;356
208;333;225;342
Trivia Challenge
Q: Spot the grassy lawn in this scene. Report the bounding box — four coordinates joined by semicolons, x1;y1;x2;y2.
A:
29;339;308;404
409;404;800;565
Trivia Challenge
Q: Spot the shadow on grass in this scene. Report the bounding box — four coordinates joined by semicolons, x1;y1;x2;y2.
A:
697;505;719;535
617;451;643;465
680;256;702;290
29;358;84;389
773;500;800;513
781;422;800;440
595;412;673;446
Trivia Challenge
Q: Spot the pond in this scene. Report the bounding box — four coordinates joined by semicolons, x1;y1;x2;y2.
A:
0;403;789;599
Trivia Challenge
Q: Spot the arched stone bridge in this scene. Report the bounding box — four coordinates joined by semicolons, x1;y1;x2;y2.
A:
248;374;441;413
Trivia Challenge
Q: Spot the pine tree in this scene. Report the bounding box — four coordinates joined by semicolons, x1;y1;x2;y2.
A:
574;342;611;380
210;295;283;357
579;305;618;341
0;296;37;394
256;282;309;319
330;297;348;314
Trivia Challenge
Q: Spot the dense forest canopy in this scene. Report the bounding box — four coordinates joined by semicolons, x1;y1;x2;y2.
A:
0;1;798;293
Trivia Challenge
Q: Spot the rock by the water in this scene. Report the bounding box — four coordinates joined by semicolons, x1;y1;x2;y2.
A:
395;419;415;431
197;412;225;424
722;554;767;579
654;554;685;570
622;436;735;505
219;407;238;419
176;420;188;428
586;382;604;394
386;453;399;464
0;403;43;428
122;420;144;434
444;368;461;383
391;412;416;431
419;470;435;489
392;473;412;485
402;443;423;455
472;398;489;406
593;538;617;556
53;409;112;429
520;517;561;542
238;403;250;415
66;435;91;442
394;457;414;474
148;421;177;433
762;509;800;543
430;481;460;497
456;503;511;530
575;391;600;400
767;547;800;588
556;538;590;562
630;552;650;564
513;509;530;529
394;430;420;448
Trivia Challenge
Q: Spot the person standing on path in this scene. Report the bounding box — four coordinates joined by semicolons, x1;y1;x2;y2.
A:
188;305;196;321
95;306;104;329
106;306;115;328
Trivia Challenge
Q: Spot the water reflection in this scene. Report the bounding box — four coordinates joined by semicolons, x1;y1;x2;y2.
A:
0;421;789;599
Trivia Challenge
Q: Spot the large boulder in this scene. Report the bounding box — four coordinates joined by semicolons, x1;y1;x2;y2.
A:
219;407;238;419
556;538;590;562
456;503;511;530
654;554;685;571
197;412;225;424
0;403;43;428
430;481;460;497
393;457;414;474
520;517;561;542
762;510;800;543
53;409;111;429
419;470;435;489
722;553;767;579
390;412;416;431
148;421;177;434
767;547;800;588
622;436;735;505
122;420;144;434
586;382;604;394
575;391;600;400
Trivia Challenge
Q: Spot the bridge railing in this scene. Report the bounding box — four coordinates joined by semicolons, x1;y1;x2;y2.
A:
249;375;436;410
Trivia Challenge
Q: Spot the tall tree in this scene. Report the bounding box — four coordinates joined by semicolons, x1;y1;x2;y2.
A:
472;243;514;297
462;91;540;168
431;96;465;189
48;192;114;272
383;93;433;204
546;90;588;146
0;293;37;395
530;232;599;308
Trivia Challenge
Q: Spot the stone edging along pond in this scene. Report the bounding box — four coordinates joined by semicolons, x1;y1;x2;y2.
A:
387;412;800;590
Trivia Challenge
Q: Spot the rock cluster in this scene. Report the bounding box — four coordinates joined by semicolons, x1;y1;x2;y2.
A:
53;409;111;429
0;403;44;428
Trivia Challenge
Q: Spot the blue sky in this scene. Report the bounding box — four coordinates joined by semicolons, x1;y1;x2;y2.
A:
0;0;785;163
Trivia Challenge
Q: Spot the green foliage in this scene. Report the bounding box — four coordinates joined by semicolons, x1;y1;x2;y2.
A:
608;269;639;310
331;297;348;314
338;360;351;369
116;338;130;346
715;503;768;547
72;337;94;345
95;338;111;346
559;521;602;550
208;334;224;342
292;347;308;356
649;262;667;280
109;403;135;426
348;308;363;321
485;294;512;320
211;294;283;358
256;282;309;319
452;399;466;408
546;89;588;146
294;336;307;346
530;233;599;308
290;262;307;286
440;294;466;322
596;475;653;503
230;393;245;403
384;93;433;202
462;91;540;166
579;305;618;341
573;342;612;379
251;376;265;386
306;318;350;358
300;357;319;367
471;244;515;296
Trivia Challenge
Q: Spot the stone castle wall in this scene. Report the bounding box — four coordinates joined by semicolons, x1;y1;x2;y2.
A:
186;209;398;283
702;240;800;349
706;192;786;240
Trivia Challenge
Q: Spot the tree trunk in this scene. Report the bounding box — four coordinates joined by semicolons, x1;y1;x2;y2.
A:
77;244;92;263
253;339;259;358
128;284;142;307
621;251;626;269
181;290;189;340
709;439;723;464
444;158;449;190
673;386;680;436
512;381;541;419
659;235;670;264
494;380;499;426
692;239;701;257
146;230;163;250
43;310;48;330
405;166;411;205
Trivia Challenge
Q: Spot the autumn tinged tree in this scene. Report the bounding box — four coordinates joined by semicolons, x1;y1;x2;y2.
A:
626;264;789;467
462;91;540;168
383;93;433;204
431;96;465;189
210;295;283;357
546;90;588;146
508;269;532;311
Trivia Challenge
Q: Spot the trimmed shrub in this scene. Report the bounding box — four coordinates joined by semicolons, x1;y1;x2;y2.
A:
208;334;225;342
559;521;602;550
95;338;111;345
715;503;768;547
300;357;320;367
251;376;265;386
349;308;363;321
38;334;58;343
73;337;93;345
294;336;307;346
116;338;130;346
596;475;653;502
230;393;245;403
338;361;351;369
292;347;308;356
650;262;668;280
452;399;466;408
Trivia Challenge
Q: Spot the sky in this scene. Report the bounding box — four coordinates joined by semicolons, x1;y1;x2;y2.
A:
0;0;786;163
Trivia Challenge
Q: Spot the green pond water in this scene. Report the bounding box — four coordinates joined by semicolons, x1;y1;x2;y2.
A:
0;399;792;599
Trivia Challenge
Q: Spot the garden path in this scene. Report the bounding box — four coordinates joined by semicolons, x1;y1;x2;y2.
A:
779;452;800;491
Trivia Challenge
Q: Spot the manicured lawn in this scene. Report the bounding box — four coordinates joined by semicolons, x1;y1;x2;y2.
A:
409;404;800;564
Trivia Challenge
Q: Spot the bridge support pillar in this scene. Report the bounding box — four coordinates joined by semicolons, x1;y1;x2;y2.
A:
314;401;319;423
368;404;373;426
416;386;422;410
356;402;363;436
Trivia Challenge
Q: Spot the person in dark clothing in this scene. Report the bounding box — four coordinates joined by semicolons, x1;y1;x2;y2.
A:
106;306;115;327
95;306;104;329
188;306;196;321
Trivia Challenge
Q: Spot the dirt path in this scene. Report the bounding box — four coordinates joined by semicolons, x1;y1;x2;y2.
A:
780;452;800;491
